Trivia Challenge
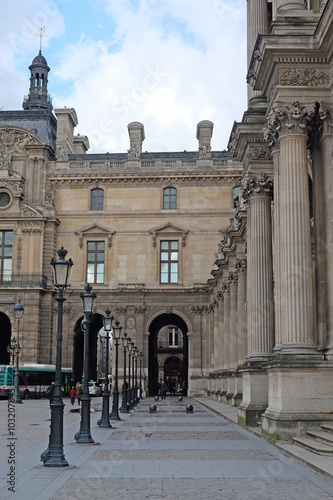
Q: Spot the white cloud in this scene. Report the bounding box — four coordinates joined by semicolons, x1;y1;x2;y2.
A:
1;0;247;153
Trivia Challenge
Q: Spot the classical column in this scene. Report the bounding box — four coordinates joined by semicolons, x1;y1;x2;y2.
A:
236;259;247;366
244;173;274;360
272;148;282;350
265;101;318;356
229;273;238;371
222;283;230;371
247;0;269;104
213;298;219;372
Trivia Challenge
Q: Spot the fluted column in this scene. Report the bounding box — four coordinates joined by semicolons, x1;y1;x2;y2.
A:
244;174;274;360
236;259;247;365
247;0;269;105
272;148;282;350
229;273;238;371
213;299;219;371
218;294;224;372
264;101;317;356
222;283;230;370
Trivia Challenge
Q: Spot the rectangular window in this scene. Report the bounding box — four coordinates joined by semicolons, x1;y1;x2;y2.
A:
91;189;104;210
87;241;104;283
160;240;178;284
0;231;13;281
168;327;179;347
163;188;177;209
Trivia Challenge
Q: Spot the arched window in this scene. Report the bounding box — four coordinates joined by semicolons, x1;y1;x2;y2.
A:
91;188;104;210
163;187;177;209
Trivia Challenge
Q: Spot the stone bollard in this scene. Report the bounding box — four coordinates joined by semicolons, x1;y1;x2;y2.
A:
154;396;159;401
186;404;193;413
150;404;157;413
178;395;183;402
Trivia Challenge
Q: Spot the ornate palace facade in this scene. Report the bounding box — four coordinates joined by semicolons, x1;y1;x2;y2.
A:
1;0;333;444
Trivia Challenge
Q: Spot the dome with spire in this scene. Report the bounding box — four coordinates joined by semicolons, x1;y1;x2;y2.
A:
22;50;52;111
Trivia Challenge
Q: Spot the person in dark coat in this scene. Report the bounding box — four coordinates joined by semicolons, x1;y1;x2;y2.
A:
46;382;55;403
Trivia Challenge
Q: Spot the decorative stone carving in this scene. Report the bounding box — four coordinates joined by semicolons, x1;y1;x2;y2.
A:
228;272;238;285
263;101;315;148
45;182;54;203
56;146;69;161
20;203;43;218
247;146;272;162
243;173;273;200
0;148;12;174
17;236;22;270
127;145;140;160
235;258;247;273
134;307;146;314
279;68;330;87
0;128;41;156
198;142;211;159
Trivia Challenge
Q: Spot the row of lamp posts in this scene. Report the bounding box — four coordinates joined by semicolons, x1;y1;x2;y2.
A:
35;246;144;467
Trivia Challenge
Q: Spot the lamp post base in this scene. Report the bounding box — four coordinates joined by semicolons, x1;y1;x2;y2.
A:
75;396;94;443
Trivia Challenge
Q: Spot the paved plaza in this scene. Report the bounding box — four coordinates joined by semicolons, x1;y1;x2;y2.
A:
1;396;333;500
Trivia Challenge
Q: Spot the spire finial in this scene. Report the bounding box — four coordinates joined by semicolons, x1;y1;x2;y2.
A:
35;24;47;52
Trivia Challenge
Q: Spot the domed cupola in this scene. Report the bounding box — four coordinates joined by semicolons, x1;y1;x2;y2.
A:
22;50;52;111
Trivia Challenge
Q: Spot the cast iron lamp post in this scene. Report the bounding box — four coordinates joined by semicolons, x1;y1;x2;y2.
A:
139;351;143;399
7;337;17;367
134;348;138;403
131;343;135;406
97;309;113;428
110;320;122;420
41;246;73;467
13;299;24;404
120;332;129;413
75;284;96;443
127;338;132;409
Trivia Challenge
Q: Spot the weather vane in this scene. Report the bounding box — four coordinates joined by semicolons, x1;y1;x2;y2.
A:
35;24;47;52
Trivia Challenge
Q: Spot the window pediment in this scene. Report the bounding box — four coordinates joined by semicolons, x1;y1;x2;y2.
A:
149;222;189;248
75;223;115;249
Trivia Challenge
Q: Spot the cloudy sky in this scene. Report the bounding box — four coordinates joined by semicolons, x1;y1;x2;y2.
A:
0;0;247;153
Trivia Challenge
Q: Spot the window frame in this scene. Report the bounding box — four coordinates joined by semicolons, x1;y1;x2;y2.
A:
91;188;104;211
163;187;177;210
86;240;105;284
160;240;179;284
0;230;13;280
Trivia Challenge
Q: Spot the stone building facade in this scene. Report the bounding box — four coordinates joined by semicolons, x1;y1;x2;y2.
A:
0;51;241;398
1;0;333;444
207;0;333;443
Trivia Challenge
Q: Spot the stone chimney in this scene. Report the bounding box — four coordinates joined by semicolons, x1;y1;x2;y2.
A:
127;122;145;159
73;135;90;154
55;107;78;160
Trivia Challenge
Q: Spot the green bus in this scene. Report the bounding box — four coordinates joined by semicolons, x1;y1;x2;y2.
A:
0;364;72;399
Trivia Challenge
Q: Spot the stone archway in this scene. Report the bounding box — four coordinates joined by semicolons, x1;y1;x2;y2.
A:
0;312;12;365
73;313;103;383
148;313;188;396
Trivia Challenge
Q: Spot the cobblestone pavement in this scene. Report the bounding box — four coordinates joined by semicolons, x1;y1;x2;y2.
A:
1;397;333;499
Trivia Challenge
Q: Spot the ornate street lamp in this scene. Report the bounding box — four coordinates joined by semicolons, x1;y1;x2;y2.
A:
13;299;24;404
120;332;129;413
110;320;122;420
139;351;143;399
75;284;96;443
41;246;73;467
131;343;135;406
134;348;138;404
7;338;17;366
127;338;132;409
97;309;113;428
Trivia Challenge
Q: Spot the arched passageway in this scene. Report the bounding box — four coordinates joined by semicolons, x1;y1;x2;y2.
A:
73;313;103;383
0;312;12;365
148;313;188;396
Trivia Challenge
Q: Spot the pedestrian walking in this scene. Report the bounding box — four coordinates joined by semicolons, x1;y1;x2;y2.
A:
161;380;167;399
69;387;76;405
75;381;83;405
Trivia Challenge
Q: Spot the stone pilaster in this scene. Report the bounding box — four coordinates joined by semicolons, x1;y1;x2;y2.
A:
229;273;238;371
244;173;274;361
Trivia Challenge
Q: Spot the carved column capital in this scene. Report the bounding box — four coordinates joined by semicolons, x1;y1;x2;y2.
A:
235;258;247;273
242;173;273;202
263;101;316;148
